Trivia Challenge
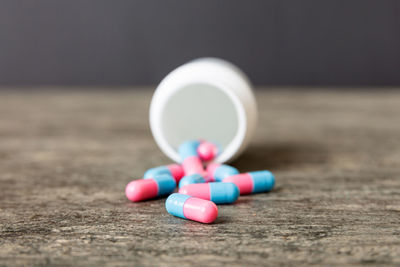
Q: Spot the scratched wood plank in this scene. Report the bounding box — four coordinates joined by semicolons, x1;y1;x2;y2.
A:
0;89;399;266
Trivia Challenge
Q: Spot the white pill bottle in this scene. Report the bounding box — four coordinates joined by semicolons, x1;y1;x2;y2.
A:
149;58;257;163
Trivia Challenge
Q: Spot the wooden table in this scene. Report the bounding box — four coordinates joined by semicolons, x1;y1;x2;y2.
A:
1;89;399;266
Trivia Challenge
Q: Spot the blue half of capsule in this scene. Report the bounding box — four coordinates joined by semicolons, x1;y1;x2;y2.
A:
178;173;205;188
178;140;201;160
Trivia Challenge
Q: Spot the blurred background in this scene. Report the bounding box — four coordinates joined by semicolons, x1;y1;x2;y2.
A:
0;0;399;87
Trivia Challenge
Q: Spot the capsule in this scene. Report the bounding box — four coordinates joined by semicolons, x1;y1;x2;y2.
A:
125;175;176;202
207;163;239;182
165;193;218;223
179;140;204;175
143;164;184;182
179;182;239;204
178;173;207;188
223;171;275;195
197;141;219;161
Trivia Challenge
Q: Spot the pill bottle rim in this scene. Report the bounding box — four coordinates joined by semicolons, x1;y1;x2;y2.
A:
150;79;247;163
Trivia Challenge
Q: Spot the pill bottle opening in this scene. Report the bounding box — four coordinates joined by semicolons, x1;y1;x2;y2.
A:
156;82;246;163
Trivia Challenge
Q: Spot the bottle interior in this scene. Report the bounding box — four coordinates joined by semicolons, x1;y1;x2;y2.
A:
161;83;239;154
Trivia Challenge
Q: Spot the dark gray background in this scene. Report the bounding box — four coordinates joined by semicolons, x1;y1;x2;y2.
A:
1;0;399;87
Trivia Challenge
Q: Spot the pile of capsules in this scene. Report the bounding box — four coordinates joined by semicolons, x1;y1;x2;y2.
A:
125;140;275;223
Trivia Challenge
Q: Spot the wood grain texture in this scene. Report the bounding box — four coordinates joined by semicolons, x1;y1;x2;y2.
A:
0;89;399;266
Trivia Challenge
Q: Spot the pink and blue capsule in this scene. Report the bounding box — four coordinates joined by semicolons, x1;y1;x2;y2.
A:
207;163;240;182
223;171;275;195
125;174;176;202
143;164;184;182
165;193;218;223
178;173;208;188
197;141;220;161
179;182;239;204
178;140;204;175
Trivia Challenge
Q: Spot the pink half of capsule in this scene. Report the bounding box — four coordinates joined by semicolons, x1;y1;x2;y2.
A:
168;164;185;182
125;179;158;202
184;197;218;223
197;141;218;161
179;183;210;200
182;156;204;176
223;173;254;194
